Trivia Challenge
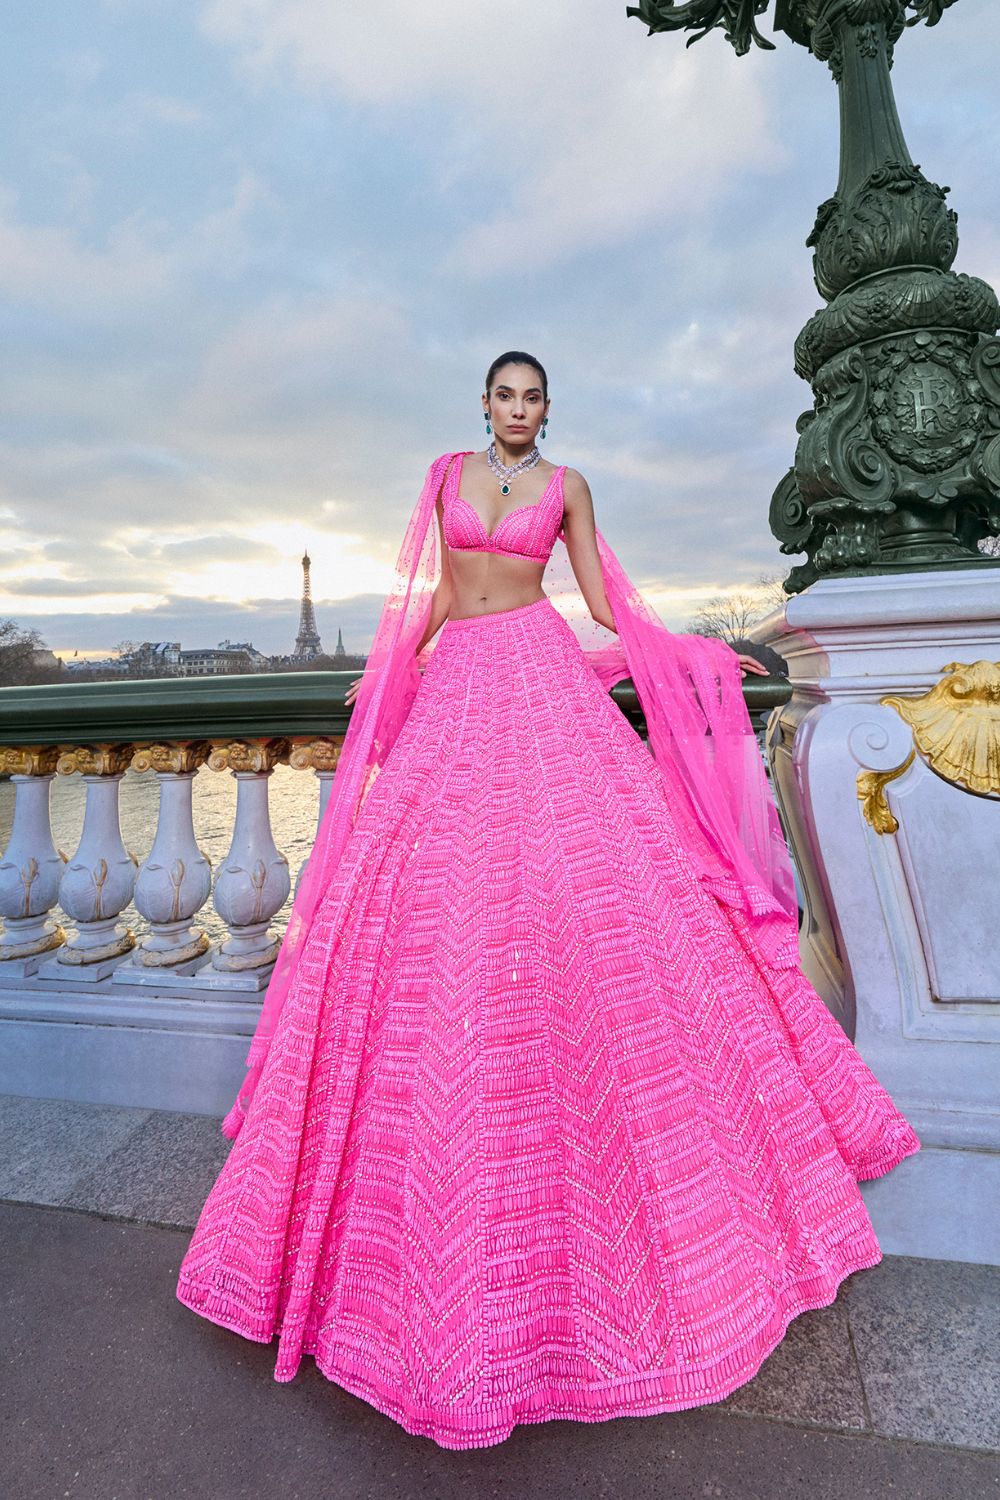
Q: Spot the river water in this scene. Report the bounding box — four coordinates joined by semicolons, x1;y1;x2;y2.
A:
0;731;798;947
0;766;320;943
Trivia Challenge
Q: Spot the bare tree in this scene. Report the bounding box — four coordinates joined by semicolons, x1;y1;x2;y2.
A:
686;573;786;647
0;618;64;687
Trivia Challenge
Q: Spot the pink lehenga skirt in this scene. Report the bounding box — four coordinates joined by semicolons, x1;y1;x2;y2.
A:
175;594;918;1450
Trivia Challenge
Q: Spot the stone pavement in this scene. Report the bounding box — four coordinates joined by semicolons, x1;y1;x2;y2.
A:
2;1092;998;1500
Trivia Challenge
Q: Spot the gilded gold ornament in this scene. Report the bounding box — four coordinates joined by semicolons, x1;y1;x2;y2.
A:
881;660;1000;798
56;744;134;777
134;932;210;967
0;923;66;960
0;746;61;776
857;749;916;834
131;742;210;774
207;738;289;774
288;738;343;773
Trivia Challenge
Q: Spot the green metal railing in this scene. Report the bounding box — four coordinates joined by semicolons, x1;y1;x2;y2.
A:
0;669;792;749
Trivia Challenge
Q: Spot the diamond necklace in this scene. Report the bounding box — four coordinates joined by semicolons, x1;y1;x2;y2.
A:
486;440;541;496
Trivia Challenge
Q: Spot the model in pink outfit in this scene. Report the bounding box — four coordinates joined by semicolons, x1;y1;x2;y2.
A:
176;351;919;1450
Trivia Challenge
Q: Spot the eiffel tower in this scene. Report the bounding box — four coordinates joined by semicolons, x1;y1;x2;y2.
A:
293;550;323;659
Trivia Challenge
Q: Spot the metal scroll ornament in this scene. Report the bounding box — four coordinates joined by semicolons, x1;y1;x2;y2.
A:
624;2;958;55
624;1;775;55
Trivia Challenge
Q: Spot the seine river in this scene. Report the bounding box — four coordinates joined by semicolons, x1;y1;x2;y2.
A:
0;730;794;947
0;765;321;944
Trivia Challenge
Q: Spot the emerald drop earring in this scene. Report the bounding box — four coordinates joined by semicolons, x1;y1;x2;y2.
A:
484;410;492;436
541;416;548;440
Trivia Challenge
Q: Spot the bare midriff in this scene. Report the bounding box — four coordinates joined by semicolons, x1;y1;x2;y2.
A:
447;549;548;620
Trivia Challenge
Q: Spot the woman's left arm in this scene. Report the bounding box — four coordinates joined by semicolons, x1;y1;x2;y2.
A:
561;469;617;633
563;469;771;679
735;652;769;677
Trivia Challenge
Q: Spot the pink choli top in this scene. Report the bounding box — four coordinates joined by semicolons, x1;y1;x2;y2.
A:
442;451;566;564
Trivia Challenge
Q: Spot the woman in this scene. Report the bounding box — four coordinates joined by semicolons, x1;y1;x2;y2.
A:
176;351;919;1451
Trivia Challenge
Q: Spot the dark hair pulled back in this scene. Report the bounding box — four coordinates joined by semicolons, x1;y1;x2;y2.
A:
484;351;548;401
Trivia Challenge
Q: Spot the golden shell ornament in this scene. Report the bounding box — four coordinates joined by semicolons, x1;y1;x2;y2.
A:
881;660;1000;799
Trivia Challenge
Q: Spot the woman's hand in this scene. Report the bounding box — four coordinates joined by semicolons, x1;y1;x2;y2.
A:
345;675;364;707
737;653;769;678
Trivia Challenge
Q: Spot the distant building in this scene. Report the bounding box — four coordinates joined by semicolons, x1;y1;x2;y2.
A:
176;646;255;677
66;640;269;678
65;655;129;676
140;641;181;665
216;639;270;669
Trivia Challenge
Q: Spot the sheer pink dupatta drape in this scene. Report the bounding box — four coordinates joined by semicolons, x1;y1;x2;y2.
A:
220;451;451;1138
221;450;799;1139
582;525;799;967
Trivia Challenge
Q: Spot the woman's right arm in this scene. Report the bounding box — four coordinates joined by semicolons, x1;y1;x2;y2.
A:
346;459;456;706
413;465;455;656
415;506;453;655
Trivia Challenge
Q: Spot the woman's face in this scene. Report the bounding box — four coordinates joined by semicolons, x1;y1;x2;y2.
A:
483;363;549;446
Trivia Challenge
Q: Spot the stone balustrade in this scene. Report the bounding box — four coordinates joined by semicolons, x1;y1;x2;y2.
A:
0;672;357;991
0;667;791;1114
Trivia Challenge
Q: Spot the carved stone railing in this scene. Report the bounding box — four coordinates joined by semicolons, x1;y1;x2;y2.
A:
0;672;358;987
0;667;790;1111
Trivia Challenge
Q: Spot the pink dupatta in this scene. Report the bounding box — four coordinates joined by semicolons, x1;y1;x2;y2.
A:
221;450;798;1139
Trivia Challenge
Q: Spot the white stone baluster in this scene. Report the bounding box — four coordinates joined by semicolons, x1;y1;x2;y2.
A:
201;739;290;989
37;745;138;982
112;743;212;985
288;737;343;897
0;749;66;976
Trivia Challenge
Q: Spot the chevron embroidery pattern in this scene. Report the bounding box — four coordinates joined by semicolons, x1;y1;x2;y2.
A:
176;595;919;1450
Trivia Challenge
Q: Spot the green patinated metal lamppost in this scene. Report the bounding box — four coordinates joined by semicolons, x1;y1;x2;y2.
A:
627;0;1000;592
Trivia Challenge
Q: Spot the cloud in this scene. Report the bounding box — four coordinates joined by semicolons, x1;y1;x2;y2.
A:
58;48;106;87
2;0;996;660
0;166;276;316
115;92;205;129
448;58;780;274
177;288;414;435
201;0;787;273
199;0;564;104
155;534;284;566
0;185;175;309
1;576;165;597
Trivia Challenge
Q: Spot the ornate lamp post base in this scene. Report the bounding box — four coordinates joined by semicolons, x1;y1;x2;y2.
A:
629;0;1000;590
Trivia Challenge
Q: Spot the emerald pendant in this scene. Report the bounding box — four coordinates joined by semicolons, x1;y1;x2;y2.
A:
501;483;510;494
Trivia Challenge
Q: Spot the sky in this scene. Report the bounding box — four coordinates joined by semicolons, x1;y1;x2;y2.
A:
1;0;998;659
